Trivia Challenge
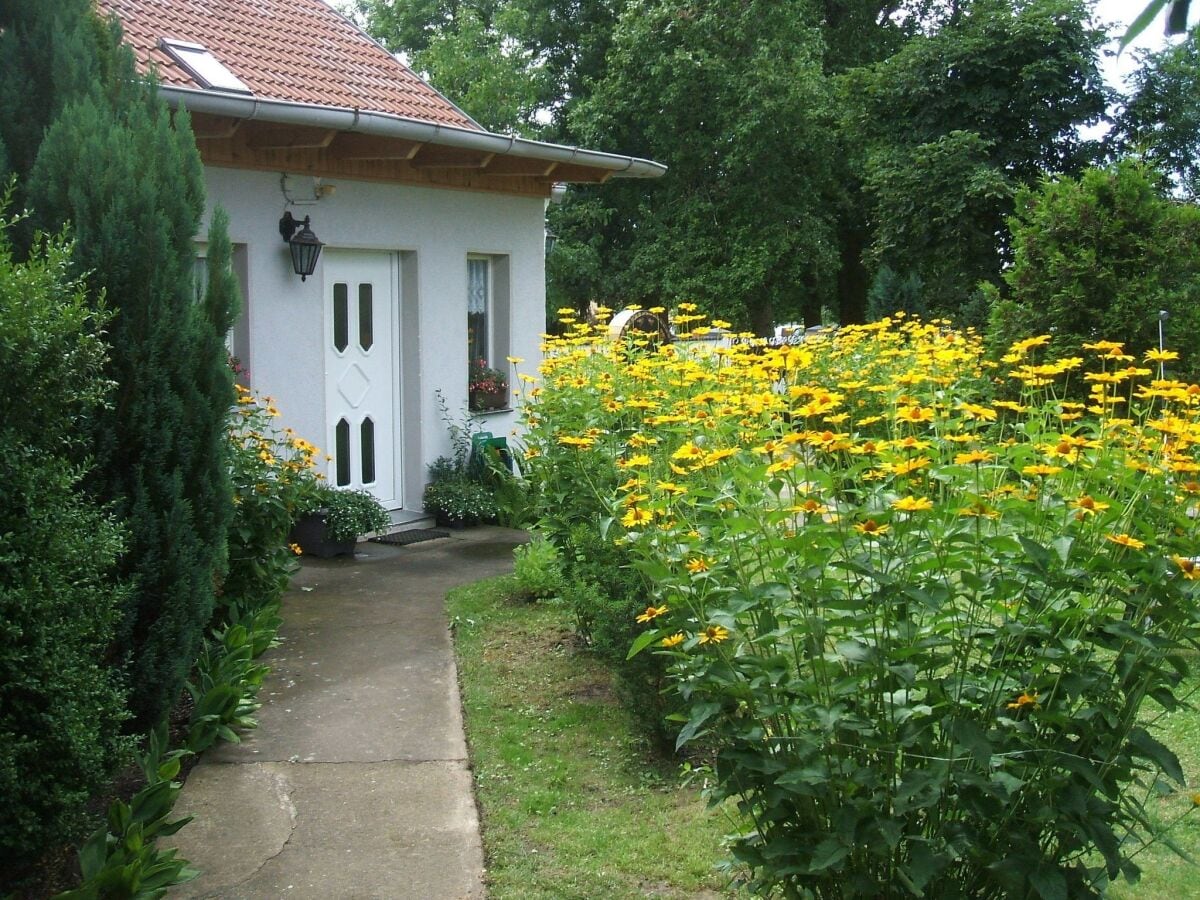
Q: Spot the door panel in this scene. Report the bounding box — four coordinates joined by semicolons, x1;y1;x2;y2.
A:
324;251;399;506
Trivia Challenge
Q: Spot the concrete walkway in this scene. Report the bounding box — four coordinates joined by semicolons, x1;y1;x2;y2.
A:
168;526;526;899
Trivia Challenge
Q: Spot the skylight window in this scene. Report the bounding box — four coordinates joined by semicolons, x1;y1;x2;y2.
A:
159;39;251;94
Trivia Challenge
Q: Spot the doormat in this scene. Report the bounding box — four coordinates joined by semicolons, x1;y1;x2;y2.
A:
369;528;451;546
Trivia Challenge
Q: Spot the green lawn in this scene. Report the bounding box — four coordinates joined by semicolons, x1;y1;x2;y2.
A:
1109;678;1200;899
447;576;739;899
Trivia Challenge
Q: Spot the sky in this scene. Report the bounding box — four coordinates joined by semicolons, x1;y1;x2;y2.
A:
1094;0;1179;92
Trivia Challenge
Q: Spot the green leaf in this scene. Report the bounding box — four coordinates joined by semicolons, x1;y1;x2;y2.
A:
905;840;947;892
835;639;873;663
627;627;666;660
1051;535;1074;564
807;837;850;872
76;825;111;880
1119;0;1169;52
1018;536;1053;572
676;700;721;750
1127;726;1186;785
1029;862;1067;900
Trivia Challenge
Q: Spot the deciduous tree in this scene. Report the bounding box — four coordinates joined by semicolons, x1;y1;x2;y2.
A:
1117;33;1200;198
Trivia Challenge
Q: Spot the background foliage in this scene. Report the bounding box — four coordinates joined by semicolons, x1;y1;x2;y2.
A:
988;160;1200;379
357;0;1123;331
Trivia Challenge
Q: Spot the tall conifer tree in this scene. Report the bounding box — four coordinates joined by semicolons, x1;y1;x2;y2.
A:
0;0;235;728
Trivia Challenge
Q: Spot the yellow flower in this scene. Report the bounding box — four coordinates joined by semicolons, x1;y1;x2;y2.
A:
992;400;1028;414
1105;533;1146;550
1022;464;1063;477
853;518;890;537
505;355;525;365
702;447;738;466
698;624;730;645
289;543;303;556
896;405;935;424
1008;334;1052;356
558;435;596;449
618;454;652;468
671;441;706;462
1172;556;1200;580
660;633;685;648
636;604;668;623
888;456;933;476
793;498;830;516
685;557;710;573
954;450;994;465
892;495;934;512
957;402;997;422
1006;691;1040;710
655;481;688;496
1071;495;1110;518
621;507;654;528
957;502;998;519
1146;348;1179;362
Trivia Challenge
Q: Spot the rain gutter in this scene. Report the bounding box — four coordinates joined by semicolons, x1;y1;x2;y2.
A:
158;86;667;179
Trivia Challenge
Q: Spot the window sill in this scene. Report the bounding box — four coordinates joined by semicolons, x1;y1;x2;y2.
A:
471;406;513;416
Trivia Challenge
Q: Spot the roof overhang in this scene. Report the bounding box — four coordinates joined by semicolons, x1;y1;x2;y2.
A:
160;85;665;196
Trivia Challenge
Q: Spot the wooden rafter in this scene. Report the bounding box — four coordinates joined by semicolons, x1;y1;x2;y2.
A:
328;132;422;161
551;163;614;184
482;157;559;178
244;123;337;150
189;112;242;140
409;146;495;169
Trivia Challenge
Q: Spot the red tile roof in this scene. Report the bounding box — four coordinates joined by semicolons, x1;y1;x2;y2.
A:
97;0;482;131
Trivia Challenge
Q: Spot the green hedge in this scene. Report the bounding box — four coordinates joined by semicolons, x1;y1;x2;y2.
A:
0;219;129;874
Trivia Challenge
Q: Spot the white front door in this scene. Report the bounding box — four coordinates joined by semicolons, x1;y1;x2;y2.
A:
324;251;400;507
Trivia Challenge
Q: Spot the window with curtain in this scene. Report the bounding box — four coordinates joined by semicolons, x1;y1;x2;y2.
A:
467;257;490;372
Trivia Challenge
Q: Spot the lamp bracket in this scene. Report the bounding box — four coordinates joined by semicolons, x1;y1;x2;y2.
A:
280;173;331;206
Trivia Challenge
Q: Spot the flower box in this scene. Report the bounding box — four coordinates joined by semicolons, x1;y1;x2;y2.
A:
469;388;509;411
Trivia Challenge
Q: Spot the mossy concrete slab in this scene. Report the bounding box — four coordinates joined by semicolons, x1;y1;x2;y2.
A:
170;760;483;899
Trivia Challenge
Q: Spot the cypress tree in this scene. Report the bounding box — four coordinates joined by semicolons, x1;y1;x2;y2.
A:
0;1;235;728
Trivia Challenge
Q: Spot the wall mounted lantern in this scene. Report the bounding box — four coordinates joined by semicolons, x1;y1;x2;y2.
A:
279;211;324;281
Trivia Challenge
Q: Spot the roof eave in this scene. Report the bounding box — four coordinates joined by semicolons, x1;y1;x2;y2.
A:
159;85;667;179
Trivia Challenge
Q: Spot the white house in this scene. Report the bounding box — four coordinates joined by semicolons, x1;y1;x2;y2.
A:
97;0;664;524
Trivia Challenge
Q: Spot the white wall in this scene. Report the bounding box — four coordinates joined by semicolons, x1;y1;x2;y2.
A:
198;165;546;511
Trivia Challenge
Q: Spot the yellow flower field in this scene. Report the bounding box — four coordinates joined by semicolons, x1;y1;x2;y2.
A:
519;309;1200;897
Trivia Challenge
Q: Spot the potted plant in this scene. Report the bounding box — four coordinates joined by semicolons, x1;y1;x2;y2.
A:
291;484;389;557
422;477;498;528
468;358;509;411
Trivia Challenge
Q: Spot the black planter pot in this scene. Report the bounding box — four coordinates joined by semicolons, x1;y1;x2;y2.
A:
290;511;357;558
